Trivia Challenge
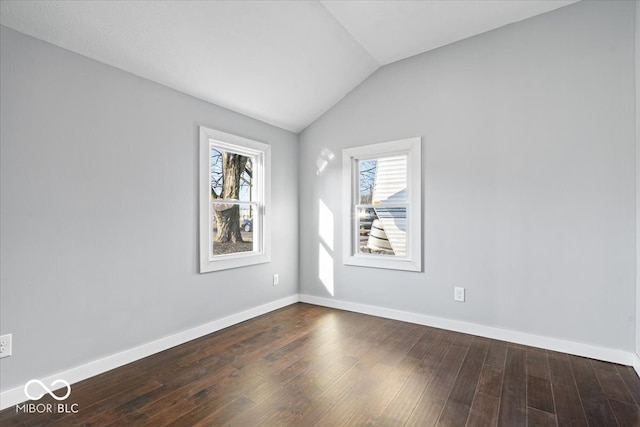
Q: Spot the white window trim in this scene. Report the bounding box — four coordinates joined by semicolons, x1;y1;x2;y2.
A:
342;137;422;272
199;126;271;273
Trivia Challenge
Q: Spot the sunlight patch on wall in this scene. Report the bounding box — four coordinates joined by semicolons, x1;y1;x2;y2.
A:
319;242;334;296
316;148;335;175
318;198;335;296
319;198;334;251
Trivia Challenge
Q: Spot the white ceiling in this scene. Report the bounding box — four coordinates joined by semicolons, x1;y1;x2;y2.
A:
0;0;577;133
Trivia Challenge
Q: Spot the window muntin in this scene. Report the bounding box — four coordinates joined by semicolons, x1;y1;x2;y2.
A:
200;127;270;272
343;138;421;272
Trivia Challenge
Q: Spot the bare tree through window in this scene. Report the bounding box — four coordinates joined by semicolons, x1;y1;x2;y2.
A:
210;148;254;255
359;159;376;204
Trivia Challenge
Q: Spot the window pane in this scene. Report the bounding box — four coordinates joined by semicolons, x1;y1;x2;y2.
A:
356;206;407;256
359;159;377;204
211;202;256;257
210;147;254;202
370;155;407;205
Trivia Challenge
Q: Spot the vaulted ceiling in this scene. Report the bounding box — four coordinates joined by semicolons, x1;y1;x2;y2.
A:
0;0;577;133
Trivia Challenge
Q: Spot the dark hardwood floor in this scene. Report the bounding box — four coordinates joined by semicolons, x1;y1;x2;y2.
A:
2;303;640;426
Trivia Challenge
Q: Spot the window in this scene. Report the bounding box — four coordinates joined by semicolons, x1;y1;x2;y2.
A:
199;126;270;272
342;137;422;272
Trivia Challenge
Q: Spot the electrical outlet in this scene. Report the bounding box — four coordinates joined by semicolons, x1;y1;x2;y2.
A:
273;273;279;286
454;287;465;302
0;334;12;358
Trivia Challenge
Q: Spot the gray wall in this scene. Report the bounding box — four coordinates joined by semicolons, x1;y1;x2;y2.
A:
636;0;640;360
1;0;638;394
299;1;637;351
0;26;299;391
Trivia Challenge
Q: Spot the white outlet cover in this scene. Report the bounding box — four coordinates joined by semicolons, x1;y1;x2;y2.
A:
0;333;12;358
454;287;465;302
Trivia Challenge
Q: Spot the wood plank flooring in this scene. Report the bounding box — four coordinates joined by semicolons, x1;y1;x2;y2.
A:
2;303;639;426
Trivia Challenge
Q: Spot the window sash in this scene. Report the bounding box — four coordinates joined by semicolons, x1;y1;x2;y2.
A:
209;200;262;260
208;144;265;259
352;203;411;260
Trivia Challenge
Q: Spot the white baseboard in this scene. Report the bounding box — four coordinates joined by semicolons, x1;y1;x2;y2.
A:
0;295;299;411
2;293;636;410
299;294;635;367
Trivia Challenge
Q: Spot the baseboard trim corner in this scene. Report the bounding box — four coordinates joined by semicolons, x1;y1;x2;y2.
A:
633;353;640;378
299;294;634;367
0;295;299;411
